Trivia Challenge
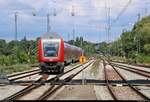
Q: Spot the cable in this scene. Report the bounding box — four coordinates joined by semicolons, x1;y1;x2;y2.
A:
112;0;132;24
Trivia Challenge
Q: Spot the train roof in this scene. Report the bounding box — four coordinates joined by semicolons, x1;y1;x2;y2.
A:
64;43;83;51
41;32;83;51
41;32;61;39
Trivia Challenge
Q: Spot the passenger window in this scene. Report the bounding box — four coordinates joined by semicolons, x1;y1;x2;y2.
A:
43;42;59;57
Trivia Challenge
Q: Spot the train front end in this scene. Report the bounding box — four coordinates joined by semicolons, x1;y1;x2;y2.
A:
38;32;64;74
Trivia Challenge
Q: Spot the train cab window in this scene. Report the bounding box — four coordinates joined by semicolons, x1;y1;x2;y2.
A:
43;42;59;57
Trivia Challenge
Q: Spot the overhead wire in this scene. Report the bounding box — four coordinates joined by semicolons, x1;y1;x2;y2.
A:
112;0;132;25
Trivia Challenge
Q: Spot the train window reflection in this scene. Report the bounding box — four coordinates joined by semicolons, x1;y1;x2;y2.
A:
43;42;59;57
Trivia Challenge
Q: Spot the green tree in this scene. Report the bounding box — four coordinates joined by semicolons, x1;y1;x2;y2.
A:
99;42;109;55
132;16;150;54
144;44;150;55
120;31;135;58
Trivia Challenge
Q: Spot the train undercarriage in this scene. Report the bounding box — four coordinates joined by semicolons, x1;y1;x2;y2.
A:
39;60;79;80
40;62;64;75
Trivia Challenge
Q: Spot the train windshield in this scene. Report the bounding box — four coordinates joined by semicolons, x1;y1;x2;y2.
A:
43;42;59;57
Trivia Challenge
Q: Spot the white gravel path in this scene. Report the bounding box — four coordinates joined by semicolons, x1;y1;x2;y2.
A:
0;85;26;100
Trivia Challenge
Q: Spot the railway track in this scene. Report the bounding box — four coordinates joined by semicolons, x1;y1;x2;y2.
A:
111;61;150;68
3;60;93;100
110;62;150;78
37;61;93;100
103;61;118;100
7;69;40;78
8;63;81;82
7;68;41;81
103;60;150;100
8;63;80;82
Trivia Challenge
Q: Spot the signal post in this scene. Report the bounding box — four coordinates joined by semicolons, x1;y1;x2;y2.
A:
80;55;86;85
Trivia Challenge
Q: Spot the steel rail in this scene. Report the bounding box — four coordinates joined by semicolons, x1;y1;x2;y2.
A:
4;61;91;100
111;61;150;68
3;77;43;100
103;60;118;100
110;63;150;78
109;62;150;100
111;62;150;74
9;71;41;81
37;61;94;100
7;69;40;78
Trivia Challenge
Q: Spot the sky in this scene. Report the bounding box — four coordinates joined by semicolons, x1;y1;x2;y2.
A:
0;0;149;43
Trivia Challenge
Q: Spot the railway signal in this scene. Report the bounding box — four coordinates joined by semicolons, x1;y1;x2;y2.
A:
79;55;86;64
80;55;87;85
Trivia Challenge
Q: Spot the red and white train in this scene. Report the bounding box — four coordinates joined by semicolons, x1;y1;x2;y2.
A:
38;32;83;74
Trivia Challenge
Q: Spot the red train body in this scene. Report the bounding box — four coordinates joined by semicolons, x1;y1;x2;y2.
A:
38;32;83;74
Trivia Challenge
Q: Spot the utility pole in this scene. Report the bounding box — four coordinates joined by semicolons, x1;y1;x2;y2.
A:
108;7;111;43
68;33;70;41
71;5;75;16
138;13;140;21
81;36;83;49
14;12;19;63
107;7;111;57
71;5;75;44
47;9;56;33
15;12;18;41
145;1;148;16
137;13;141;54
104;0;107;56
81;36;84;55
73;28;75;41
145;5;147;17
47;14;50;32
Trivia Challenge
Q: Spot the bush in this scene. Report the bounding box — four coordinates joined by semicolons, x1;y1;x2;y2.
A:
0;64;32;74
0;55;17;66
30;55;38;64
136;54;150;64
18;52;28;63
144;44;150;55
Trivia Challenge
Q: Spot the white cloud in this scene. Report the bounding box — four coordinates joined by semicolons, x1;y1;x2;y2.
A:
18;0;48;10
0;0;11;8
5;0;146;25
0;0;7;5
0;0;149;42
90;0;147;20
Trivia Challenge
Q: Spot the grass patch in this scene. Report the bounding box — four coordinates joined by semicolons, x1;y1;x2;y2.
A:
90;58;101;77
135;54;150;66
0;64;33;74
110;56;150;66
110;56;127;62
70;62;80;67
